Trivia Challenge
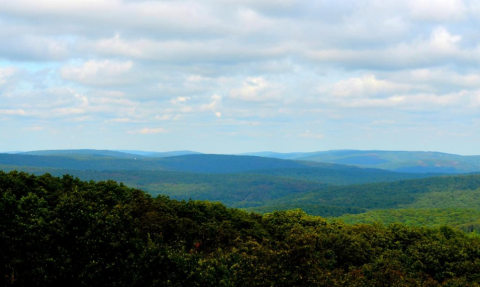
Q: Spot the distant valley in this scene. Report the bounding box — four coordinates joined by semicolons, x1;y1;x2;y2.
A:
3;148;480;231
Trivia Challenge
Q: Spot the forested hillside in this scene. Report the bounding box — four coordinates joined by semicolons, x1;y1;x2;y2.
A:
257;174;480;211
248;150;480;174
0;153;316;173
0;153;443;179
2;171;480;286
252;166;432;185
19;149;142;159
299;150;480;174
0;165;325;207
3;152;480;228
19;149;201;158
337;208;480;234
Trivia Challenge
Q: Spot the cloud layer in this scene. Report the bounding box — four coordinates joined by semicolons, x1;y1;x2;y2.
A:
1;0;480;154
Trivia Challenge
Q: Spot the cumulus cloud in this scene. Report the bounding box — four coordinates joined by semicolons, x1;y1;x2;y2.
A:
387;68;480;92
408;0;467;22
328;75;413;98
0;0;224;39
326;91;473;110
170;97;191;105
0;109;26;116
61;60;134;86
130;127;168;134
307;27;472;70
0;67;18;85
230;77;284;102
299;131;325;139
24;125;44;131
0;67;19;93
198;94;222;112
83;35;290;64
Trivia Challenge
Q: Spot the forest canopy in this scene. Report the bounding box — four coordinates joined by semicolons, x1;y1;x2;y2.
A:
2;171;480;286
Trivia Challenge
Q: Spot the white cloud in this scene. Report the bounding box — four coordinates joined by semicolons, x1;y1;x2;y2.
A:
307;27;470;70
388;68;480;91
429;27;461;53
230;77;284;102
0;67;18;86
299;131;324;139
200;94;222;112
328;91;469;110
408;0;467;22
24;125;44;131
61;60;133;86
105;118;134;123
84;35;290;63
0;0;224;37
0;109;26;116
133;127;168;134
71;116;92;122
170;97;191;105
329;75;413;98
154;114;174;121
52;107;86;116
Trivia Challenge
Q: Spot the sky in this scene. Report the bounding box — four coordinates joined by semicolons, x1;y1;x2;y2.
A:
1;0;480;154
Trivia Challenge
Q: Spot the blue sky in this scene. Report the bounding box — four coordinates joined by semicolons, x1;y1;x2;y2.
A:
1;0;480;154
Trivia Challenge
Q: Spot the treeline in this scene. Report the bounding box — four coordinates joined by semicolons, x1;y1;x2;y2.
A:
3;171;480;286
336;208;480;234
246;203;367;217
259;174;480;211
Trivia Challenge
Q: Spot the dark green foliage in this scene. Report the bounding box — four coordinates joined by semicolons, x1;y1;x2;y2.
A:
3;171;480;286
260;174;480;212
336;208;480;233
0;168;325;207
246;203;367;217
252;166;434;185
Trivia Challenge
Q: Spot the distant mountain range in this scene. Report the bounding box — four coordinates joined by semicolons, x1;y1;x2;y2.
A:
4;148;480;233
5;149;480;173
0;150;439;213
16;149;201;159
245;150;480;173
115;150;202;158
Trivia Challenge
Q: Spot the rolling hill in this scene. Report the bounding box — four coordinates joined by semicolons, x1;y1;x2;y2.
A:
335;208;480;233
247;150;480;174
4;150;480;228
0;151;444;215
20;149;142;159
115;150;201;157
250;174;480;216
0;167;325;207
13;149;480;174
0;164;434;212
0;152;439;178
0;153;308;173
